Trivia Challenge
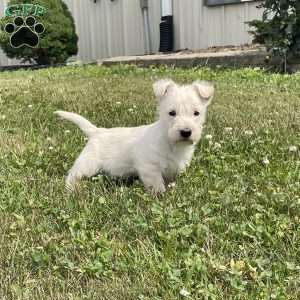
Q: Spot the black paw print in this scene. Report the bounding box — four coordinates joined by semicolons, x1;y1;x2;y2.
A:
4;16;45;48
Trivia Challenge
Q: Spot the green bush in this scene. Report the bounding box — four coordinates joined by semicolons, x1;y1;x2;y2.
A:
0;0;78;65
248;0;300;66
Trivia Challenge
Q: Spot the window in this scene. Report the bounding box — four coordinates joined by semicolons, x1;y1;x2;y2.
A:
205;0;256;6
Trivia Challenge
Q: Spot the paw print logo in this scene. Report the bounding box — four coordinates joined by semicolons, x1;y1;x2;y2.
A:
4;16;45;48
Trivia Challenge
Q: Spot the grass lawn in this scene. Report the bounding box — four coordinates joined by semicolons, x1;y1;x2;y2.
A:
0;65;299;300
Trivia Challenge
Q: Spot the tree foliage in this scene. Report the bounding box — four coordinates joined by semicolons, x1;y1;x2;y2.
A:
248;0;300;61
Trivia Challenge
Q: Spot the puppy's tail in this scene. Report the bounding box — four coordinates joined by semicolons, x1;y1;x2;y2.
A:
54;111;97;137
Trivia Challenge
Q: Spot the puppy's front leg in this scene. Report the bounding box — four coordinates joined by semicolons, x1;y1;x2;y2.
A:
138;167;166;196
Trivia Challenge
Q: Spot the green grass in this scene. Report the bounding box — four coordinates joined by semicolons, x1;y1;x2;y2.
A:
0;65;300;300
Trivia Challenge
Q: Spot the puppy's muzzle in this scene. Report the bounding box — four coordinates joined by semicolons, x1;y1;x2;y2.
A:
180;129;192;139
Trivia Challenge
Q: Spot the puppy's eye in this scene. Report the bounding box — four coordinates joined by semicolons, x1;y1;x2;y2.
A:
169;110;176;117
194;111;200;116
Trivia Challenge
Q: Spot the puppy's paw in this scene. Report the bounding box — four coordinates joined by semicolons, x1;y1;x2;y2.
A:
65;175;81;193
149;184;166;197
65;182;78;193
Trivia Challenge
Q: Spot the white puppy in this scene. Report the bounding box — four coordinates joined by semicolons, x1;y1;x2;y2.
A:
55;79;214;194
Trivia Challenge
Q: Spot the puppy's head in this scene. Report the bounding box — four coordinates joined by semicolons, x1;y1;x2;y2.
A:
153;79;214;145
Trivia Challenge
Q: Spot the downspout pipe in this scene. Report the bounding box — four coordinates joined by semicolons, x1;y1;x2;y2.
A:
162;0;172;16
159;0;174;52
140;0;151;55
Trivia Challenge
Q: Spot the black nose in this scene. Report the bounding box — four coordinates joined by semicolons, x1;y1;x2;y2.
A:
180;129;192;138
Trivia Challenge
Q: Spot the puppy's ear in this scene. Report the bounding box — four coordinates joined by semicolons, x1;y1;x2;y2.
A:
192;81;214;105
153;79;176;99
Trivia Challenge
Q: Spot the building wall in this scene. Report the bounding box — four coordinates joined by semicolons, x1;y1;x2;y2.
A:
173;0;262;50
0;0;262;66
64;0;161;61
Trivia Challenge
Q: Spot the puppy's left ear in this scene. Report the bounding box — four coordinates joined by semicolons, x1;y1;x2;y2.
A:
192;81;214;105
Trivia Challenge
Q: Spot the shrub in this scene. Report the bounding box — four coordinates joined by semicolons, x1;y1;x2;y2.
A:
0;0;78;65
248;0;300;69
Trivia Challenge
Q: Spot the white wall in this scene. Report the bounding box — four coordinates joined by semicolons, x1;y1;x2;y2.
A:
173;0;262;50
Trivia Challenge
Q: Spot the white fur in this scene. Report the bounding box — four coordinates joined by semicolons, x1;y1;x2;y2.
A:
55;79;214;194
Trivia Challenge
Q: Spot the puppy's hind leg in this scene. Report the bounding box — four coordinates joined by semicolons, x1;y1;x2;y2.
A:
66;146;102;191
